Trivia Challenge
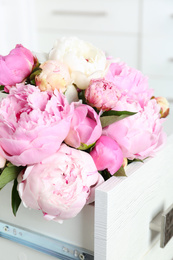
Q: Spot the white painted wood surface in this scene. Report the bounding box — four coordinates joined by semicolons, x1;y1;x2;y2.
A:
0;184;95;259
0;0;38;55
95;114;173;260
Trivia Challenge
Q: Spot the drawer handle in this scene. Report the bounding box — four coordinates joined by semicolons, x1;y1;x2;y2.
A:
52;10;107;17
168;57;173;62
150;204;173;248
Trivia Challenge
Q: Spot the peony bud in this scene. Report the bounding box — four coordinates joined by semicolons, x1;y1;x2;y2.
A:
154;96;170;118
85;78;121;111
90;135;123;175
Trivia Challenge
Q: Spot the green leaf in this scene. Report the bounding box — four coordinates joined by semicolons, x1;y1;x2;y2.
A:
0;85;5;91
11;178;21;216
128;158;145;165
100;110;137;128
114;165;127;177
99;166;127;181
78;142;95;151
78;89;87;104
25;60;42;85
0;165;23;190
6;162;15;167
99;170;111;181
29;68;42;80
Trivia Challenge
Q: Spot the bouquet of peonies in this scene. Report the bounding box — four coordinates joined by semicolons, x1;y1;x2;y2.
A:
0;37;169;223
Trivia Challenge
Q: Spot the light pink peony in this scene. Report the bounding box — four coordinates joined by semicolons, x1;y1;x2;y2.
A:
65;103;102;149
0;84;74;166
90;136;123;175
105;62;154;107
35;60;71;92
103;98;166;160
17;144;104;222
85;79;121;111
0;44;35;88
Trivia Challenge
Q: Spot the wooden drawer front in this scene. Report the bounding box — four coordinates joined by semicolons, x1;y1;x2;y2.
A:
95;133;173;260
35;0;139;34
141;37;173;78
147;78;173;101
143;0;173;37
142;238;173;260
141;0;173;99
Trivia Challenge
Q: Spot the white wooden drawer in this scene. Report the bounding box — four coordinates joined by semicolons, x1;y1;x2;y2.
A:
142;238;173;260
0;113;173;260
35;0;139;34
95;132;173;260
141;0;173;99
141;37;173;78
142;0;173;37
147;77;173;101
37;31;139;68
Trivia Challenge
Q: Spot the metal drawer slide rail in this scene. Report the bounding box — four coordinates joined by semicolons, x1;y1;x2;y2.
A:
0;220;94;260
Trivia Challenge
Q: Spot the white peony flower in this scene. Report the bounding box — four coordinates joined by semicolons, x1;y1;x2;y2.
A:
49;37;107;89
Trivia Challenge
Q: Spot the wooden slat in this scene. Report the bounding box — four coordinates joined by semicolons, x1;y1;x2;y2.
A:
95;133;173;260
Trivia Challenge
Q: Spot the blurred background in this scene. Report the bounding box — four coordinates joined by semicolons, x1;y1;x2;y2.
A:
0;0;173;103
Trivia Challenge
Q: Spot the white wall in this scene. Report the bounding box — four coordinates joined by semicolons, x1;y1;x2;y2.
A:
0;0;38;55
0;0;173;101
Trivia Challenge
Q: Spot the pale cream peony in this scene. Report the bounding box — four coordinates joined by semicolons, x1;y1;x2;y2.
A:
49;37;107;89
36;60;71;92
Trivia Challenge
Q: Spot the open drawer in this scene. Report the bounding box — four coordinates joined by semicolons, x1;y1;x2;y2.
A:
0;110;173;260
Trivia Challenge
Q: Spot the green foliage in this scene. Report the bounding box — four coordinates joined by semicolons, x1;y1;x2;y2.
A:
0;164;23;190
0;163;23;216
0;85;5;91
78;89;87;104
128;158;144;164
113;165;127;177
100;170;111;181
100;165;127;181
26;60;42;85
78;142;96;151
11;178;21;216
100;110;137;128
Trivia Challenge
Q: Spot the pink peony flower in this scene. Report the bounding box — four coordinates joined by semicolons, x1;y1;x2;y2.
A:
0;44;35;88
35;60;71;93
90;136;123;175
17;144;104;222
103;98;166;160
0;84;74;166
65;103;102;149
105;62;154;107
85;79;121;111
